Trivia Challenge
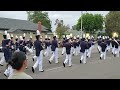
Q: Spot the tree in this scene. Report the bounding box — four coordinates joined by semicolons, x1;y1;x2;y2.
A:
55;19;68;39
76;13;104;34
105;11;120;37
27;11;52;32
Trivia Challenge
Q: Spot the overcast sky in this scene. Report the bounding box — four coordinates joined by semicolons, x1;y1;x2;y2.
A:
0;11;109;32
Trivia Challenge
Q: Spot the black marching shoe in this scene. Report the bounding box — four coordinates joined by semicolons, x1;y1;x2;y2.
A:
32;58;34;61
80;60;82;63
32;67;35;73
114;54;116;57
100;57;102;60
0;64;3;66
40;70;44;72
4;73;8;77
49;60;51;64
69;65;72;67
62;54;63;55
63;63;65;67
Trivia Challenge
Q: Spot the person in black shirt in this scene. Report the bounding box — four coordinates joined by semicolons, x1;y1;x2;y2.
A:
113;37;119;57
100;39;107;60
63;37;72;67
80;38;87;64
49;36;59;64
32;30;44;73
61;37;66;55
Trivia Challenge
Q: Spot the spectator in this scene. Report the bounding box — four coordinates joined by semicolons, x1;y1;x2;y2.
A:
8;51;33;79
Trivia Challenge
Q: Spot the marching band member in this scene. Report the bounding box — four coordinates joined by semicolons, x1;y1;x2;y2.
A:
19;36;24;52
97;36;102;53
15;36;19;52
86;37;92;58
118;38;120;53
22;33;27;54
113;37;119;57
76;35;80;54
10;34;15;54
63;35;72;67
32;30;44;73
100;39;107;60
4;33;13;77
48;37;51;54
0;31;8;66
106;37;111;52
70;37;74;55
61;36;66;55
73;36;78;56
111;38;115;55
49;35;59;64
44;35;49;57
80;38;87;64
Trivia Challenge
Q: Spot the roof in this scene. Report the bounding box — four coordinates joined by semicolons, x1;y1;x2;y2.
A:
0;17;48;32
67;30;82;36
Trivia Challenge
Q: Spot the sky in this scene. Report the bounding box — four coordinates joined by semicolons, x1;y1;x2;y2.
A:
0;11;109;32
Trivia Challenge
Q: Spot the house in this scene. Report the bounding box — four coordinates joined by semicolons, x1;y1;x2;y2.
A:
0;17;48;43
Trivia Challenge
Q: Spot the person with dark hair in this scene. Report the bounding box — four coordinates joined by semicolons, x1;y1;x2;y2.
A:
97;37;102;53
10;34;15;54
4;33;13;77
63;37;72;67
86;38;92;58
8;51;33;79
44;37;49;57
15;36;19;52
72;37;78;56
32;31;44;73
80;38;87;64
61;37;66;55
106;37;111;52
113;37;119;57
49;36;59;64
100;39;107;60
0;34;7;66
111;38;115;54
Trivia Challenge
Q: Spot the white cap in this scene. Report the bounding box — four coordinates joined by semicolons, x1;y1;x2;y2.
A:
74;36;76;39
30;35;32;38
36;30;40;35
83;34;86;38
70;33;73;37
40;36;42;38
88;36;90;39
11;34;13;38
63;35;65;38
66;35;70;39
103;36;105;39
4;30;7;35
49;37;51;39
7;33;11;39
45;35;48;38
77;35;79;37
91;36;94;38
15;35;18;39
19;36;23;40
105;36;107;39
23;33;26;37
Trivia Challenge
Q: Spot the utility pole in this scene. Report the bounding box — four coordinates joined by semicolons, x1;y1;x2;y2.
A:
81;11;83;38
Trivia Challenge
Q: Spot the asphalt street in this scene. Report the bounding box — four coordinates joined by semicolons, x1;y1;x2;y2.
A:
0;45;120;79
